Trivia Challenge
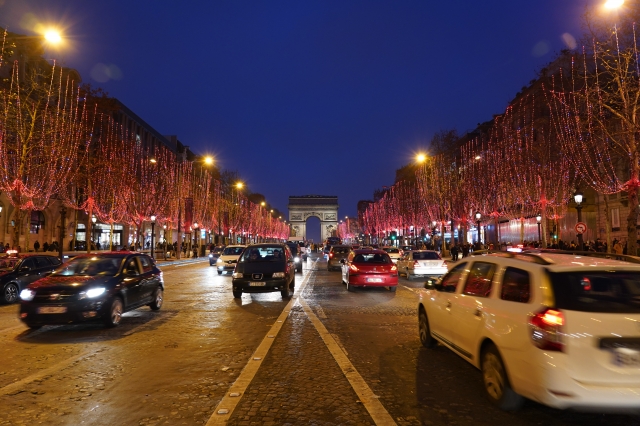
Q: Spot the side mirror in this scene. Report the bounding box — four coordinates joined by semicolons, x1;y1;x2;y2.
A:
424;277;442;290
340;259;346;264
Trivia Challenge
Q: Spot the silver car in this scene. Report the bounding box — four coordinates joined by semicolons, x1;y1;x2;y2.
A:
327;245;351;271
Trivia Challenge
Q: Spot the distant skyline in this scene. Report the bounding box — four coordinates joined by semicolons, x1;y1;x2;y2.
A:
1;0;604;241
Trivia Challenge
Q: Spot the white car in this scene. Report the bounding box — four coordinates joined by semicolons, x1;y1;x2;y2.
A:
215;245;246;275
418;251;640;412
397;250;447;279
381;246;403;263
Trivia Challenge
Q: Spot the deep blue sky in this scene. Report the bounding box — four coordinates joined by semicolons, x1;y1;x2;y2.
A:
1;0;600;229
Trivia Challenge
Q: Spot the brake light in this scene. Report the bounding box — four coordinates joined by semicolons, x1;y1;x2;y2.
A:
349;264;359;272
529;308;565;352
414;260;420;267
391;264;397;272
329;253;334;258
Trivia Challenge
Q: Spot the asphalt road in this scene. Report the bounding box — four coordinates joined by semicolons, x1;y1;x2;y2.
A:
0;254;637;425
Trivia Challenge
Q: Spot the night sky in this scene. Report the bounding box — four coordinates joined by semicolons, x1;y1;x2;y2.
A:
1;0;601;241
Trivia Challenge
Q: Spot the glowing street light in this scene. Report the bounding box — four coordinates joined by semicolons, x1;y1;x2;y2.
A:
416;153;427;164
604;0;624;9
44;29;62;44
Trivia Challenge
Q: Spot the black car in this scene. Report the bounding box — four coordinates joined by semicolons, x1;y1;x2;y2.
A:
231;244;296;299
1;254;62;304
19;252;164;328
285;242;303;273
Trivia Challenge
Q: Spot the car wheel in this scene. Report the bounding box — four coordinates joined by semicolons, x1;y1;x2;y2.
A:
3;283;19;304
103;297;123;328
232;287;242;298
217;270;222;275
297;265;302;273
418;309;437;348
406;269;413;280
280;285;290;299
149;287;163;311
389;286;397;292
481;344;523;411
347;279;355;292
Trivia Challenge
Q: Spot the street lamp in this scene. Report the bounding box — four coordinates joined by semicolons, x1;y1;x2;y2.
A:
536;214;542;243
475;212;482;244
150;215;156;259
91;215;97;250
193;222;199;256
574;191;584;251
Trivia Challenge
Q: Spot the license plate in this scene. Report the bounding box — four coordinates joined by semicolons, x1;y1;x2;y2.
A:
366;278;383;283
38;306;67;314
249;282;266;287
613;348;640;367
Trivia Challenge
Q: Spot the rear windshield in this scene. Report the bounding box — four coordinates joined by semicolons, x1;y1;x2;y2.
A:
223;247;244;255
413;252;441;260
549;271;640;313
332;247;350;254
352;253;392;264
384;248;400;254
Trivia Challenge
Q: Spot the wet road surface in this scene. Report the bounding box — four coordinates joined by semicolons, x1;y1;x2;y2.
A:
0;254;638;425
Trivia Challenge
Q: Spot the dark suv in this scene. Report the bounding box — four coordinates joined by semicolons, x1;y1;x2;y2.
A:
1;254;62;304
327;245;351;271
231;244;296;299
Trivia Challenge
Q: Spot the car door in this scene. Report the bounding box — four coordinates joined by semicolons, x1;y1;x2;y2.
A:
35;256;58;278
427;262;467;345
121;256;145;307
451;261;496;360
136;255;158;303
397;253;409;274
16;258;43;291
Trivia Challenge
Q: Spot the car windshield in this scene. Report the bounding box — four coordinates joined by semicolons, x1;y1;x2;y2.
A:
413;252;441;260
52;256;122;277
223;247;244;255
352;253;391;264
0;257;20;270
241;247;286;262
549;271;640;313
384;248;400;254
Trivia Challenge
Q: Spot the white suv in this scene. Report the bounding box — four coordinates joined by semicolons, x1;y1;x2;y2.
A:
417;251;640;412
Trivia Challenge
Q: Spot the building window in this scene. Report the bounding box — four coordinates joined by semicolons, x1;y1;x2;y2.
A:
30;211;45;234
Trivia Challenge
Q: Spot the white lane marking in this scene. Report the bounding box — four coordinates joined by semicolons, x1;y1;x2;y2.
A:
206;270;312;425
298;296;397;426
401;285;420;293
0;347;109;395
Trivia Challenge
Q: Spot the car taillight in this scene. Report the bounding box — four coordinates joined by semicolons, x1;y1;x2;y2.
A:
413;260;420;267
390;264;397;272
349;264;359;272
329;253;334;258
529;308;565;352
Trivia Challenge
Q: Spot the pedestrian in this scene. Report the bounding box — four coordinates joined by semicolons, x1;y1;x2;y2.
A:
461;243;469;258
33;240;40;252
613;239;623;259
43;241;49;252
450;244;459;261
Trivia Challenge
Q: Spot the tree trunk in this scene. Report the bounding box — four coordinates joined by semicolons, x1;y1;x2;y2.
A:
604;196;612;254
11;209;25;250
627;186;638;256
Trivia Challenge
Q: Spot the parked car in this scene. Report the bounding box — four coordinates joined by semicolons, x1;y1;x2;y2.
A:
0;254;62;304
397;250;447;279
19;252;164;328
215;245;246;274
340;248;398;292
418;250;640;412
381;246;403;263
285;242;303;273
231;243;296;299
327;245;351;271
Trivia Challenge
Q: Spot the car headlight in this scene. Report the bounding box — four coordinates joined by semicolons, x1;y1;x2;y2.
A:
79;287;106;300
273;272;285;278
232;272;243;279
216;258;224;264
20;288;35;301
209;254;213;258
294;257;300;263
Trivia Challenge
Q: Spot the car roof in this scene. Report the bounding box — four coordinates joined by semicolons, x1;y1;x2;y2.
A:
467;250;640;271
352;248;388;254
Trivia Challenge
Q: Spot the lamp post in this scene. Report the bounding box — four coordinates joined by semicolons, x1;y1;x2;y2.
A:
193;222;199;257
574;191;584;251
150;215;156;259
91;215;97;250
475;212;482;244
536;214;542;244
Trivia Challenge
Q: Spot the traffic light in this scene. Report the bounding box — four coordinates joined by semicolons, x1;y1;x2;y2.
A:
390;231;397;240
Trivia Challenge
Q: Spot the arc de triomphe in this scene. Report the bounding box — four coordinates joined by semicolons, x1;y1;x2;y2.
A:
288;195;338;242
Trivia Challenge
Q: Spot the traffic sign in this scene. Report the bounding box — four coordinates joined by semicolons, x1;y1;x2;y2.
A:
575;222;587;234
